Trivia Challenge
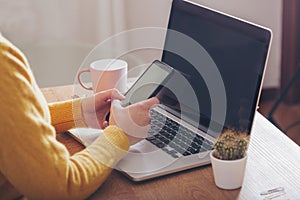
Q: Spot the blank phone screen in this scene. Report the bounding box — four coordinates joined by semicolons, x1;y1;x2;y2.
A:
122;61;172;106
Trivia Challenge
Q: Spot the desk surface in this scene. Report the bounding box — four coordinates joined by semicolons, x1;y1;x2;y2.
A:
42;85;300;200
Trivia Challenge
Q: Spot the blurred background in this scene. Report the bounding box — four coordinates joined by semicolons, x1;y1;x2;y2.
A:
1;0;299;144
0;0;282;88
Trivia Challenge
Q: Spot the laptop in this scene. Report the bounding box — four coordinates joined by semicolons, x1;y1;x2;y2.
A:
115;0;272;181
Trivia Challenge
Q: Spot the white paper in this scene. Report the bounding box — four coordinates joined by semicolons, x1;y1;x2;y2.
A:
67;128;103;147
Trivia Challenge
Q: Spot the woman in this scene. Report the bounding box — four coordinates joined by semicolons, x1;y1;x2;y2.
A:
0;33;158;199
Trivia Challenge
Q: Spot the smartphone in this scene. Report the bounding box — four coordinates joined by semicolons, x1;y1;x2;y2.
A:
122;60;174;106
105;60;173;122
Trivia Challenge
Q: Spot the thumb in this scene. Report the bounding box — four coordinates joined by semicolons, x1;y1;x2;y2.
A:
140;97;160;109
96;89;125;102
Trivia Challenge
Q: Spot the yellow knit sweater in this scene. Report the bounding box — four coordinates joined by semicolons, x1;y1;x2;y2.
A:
0;34;130;199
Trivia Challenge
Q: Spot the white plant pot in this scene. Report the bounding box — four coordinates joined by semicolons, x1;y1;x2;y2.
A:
210;150;247;190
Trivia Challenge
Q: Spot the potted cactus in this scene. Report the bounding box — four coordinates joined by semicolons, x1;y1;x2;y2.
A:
210;129;250;190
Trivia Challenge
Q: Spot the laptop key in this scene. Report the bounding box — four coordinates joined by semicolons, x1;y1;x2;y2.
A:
169;142;185;154
146;136;157;141
186;147;199;154
169;128;177;136
155;142;166;148
202;140;213;150
162;147;179;158
147;137;166;148
191;142;201;149
160;136;171;145
183;151;191;156
161;131;174;140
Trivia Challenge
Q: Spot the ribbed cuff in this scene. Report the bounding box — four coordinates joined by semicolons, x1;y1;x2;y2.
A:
72;98;87;128
49;99;87;133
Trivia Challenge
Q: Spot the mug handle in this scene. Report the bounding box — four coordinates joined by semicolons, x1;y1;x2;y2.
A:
77;69;93;90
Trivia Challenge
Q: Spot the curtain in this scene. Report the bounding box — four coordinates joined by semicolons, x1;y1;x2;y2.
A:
0;0;127;87
0;0;126;45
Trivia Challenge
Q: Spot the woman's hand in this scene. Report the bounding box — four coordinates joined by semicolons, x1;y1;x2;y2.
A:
109;97;160;145
81;89;125;129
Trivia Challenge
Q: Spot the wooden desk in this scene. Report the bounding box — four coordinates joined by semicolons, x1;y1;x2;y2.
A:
42;85;300;199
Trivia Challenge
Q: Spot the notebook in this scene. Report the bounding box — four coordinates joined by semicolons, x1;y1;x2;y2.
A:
69;0;272;181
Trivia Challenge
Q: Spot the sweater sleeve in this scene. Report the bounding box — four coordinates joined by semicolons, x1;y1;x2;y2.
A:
0;35;130;199
48;98;87;133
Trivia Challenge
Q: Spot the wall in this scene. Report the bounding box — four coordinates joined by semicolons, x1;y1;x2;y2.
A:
125;0;283;89
0;0;282;88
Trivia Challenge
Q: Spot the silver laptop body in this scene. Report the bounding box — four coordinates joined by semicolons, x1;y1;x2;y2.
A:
117;0;272;181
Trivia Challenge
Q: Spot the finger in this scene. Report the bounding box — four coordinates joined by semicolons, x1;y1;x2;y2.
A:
139;97;160;109
102;121;109;128
111;89;125;100
96;89;125;102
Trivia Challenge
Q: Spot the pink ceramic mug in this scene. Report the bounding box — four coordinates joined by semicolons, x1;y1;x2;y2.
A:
78;59;128;93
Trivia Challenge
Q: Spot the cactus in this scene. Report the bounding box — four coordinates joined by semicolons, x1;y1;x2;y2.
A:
213;129;249;160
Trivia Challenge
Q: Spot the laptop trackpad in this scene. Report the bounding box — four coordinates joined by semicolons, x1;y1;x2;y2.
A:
117;140;177;173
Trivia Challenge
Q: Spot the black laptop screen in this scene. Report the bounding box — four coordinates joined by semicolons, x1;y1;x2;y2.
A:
160;0;271;135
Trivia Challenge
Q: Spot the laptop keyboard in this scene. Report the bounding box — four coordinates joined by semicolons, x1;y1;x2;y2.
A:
146;109;214;158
